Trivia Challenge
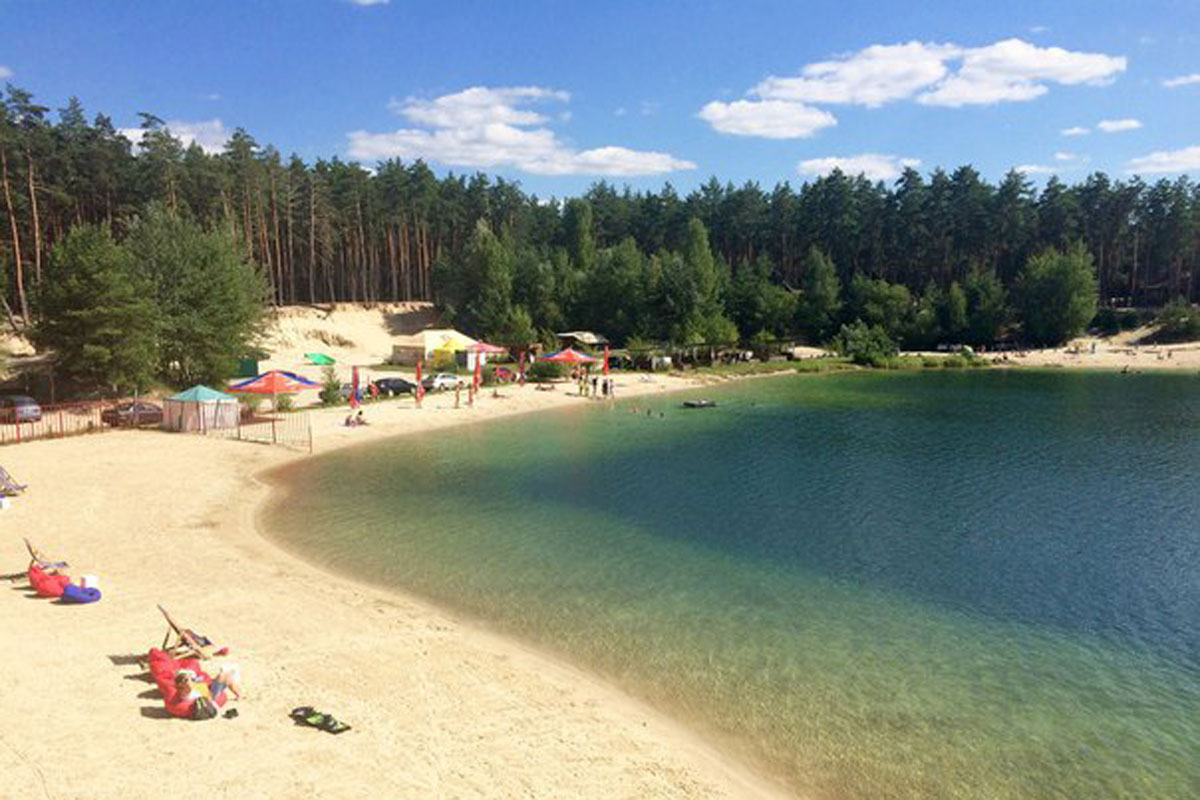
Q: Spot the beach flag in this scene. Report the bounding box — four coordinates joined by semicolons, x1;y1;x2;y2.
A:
350;366;360;409
415;359;425;407
473;352;482;391
519;350;526;383
603;344;610;376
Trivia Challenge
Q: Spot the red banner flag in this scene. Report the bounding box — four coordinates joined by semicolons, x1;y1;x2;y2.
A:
519;350;526;383
350;365;361;409
415;359;425;406
473;352;483;391
603;344;610;376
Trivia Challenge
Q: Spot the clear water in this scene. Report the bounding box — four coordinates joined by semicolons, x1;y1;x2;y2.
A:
263;372;1200;800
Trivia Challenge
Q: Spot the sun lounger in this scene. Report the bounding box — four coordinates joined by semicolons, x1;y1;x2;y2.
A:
24;537;68;570
0;466;27;495
158;605;227;659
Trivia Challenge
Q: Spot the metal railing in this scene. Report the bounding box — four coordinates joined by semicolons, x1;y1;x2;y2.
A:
204;409;313;452
0;399;147;446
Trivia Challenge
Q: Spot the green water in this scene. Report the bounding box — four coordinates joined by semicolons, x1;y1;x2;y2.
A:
263;372;1200;799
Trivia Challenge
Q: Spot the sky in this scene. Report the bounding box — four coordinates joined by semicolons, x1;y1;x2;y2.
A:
2;0;1199;197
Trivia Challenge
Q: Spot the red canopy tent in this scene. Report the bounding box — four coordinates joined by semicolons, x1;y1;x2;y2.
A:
539;348;597;364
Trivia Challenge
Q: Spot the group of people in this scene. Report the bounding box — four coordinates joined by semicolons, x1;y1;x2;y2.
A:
344;409;369;427
23;540;242;722
576;373;616;399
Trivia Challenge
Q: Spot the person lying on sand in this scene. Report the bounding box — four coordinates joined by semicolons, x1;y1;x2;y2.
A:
165;665;244;720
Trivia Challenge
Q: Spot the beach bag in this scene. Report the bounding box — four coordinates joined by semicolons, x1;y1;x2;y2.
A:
192;696;219;721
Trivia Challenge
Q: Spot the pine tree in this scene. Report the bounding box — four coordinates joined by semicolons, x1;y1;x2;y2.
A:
36;224;157;392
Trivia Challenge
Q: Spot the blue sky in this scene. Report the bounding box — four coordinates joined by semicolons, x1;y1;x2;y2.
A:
3;0;1199;196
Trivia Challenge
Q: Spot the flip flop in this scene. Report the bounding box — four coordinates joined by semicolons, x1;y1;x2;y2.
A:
290;707;351;734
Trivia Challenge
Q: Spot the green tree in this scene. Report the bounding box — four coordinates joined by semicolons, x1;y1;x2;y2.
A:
835;320;898;367
1014;243;1097;346
962;269;1007;346
729;255;796;340
939;281;968;341
126;204;268;385
848;273;911;340
36;224;157;391
796;246;841;342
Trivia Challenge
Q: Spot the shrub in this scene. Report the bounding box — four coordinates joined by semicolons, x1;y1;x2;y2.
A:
275;394;294;412
319;366;343;406
1154;298;1200;343
834;321;899;367
527;361;567;382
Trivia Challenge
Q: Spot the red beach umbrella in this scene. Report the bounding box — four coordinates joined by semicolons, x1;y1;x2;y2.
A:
228;370;319;395
540;348;597;364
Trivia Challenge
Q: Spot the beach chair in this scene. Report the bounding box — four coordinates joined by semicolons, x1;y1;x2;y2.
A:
0;466;27;495
158;605;227;659
24;537;68;571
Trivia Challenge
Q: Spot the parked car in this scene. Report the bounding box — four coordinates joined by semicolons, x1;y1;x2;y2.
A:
100;400;164;427
0;395;42;423
372;377;417;396
421;373;463;391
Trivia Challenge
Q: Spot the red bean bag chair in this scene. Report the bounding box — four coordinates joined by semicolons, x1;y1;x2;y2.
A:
28;564;71;598
146;649;208;698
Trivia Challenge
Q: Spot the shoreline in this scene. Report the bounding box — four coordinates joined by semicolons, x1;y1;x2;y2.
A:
1;373;797;800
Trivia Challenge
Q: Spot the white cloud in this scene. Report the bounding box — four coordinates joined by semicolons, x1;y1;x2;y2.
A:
117;119;231;154
697;100;836;139
1097;117;1142;133
1061;126;1090;136
754;41;957;107
917;39;1126;106
1127;145;1200;174
1030;25;1050;35
1163;73;1200;88
1014;164;1056;174
614;107;627;117
0;65;11;79
1054;151;1077;161
345;0;389;5
204;93;222;101
349;86;695;176
702;38;1125;138
798;153;920;182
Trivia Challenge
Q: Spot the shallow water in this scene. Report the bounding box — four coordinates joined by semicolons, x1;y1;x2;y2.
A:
264;371;1200;799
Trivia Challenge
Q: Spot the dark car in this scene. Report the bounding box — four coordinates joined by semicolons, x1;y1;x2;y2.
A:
372;377;417;396
100;400;164;427
0;395;42;423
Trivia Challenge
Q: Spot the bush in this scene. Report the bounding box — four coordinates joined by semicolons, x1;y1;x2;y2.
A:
1092;307;1147;336
834;321;899;367
1154;298;1200;343
275;394;294;412
526;361;567;382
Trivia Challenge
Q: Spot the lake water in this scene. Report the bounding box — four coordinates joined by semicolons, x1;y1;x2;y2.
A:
263;371;1200;799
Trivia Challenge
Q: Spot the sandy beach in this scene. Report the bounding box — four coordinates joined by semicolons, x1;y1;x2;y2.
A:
4;298;1198;800
1;374;794;800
